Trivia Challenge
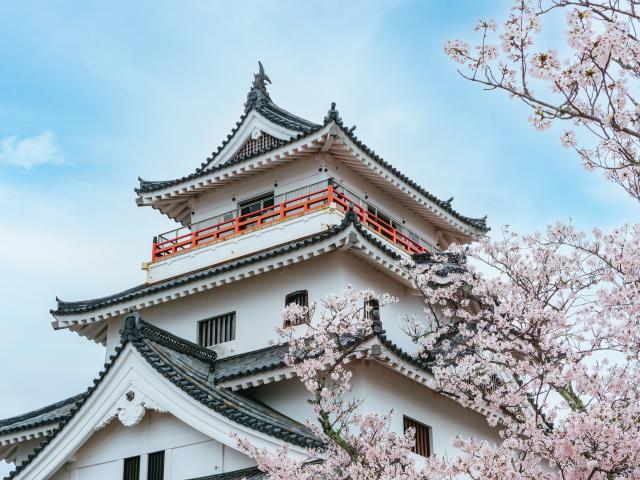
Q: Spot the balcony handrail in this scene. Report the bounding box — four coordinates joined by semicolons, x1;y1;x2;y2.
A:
151;179;437;261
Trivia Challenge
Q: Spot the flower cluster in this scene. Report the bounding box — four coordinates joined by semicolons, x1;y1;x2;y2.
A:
235;2;640;479
444;0;640;200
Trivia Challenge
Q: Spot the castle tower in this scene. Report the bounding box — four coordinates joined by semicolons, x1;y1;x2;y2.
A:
0;65;492;480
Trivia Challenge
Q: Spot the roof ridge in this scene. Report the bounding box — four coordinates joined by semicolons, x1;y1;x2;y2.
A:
5;314;322;479
320;103;488;232
0;393;85;429
120;314;217;365
138;63;319;182
187;465;265;480
52;212;360;317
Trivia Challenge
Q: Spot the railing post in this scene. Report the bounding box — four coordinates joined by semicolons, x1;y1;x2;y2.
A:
151;236;158;261
327;182;334;205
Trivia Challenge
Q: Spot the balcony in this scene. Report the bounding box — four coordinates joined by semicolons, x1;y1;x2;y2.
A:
151;179;437;262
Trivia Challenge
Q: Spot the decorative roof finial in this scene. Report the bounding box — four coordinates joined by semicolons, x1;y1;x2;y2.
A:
245;61;272;112
252;61;271;98
323;102;342;125
120;312;143;341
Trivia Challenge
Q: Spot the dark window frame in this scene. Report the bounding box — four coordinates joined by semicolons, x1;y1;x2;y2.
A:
198;312;237;347
403;416;432;457
284;290;309;327
238;191;275;216
147;450;165;480
364;298;380;321
123;455;140;480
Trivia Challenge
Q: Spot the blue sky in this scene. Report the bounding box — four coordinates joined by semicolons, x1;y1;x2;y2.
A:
0;1;637;474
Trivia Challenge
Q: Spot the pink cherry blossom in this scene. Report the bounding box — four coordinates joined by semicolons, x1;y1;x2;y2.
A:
235;2;640;479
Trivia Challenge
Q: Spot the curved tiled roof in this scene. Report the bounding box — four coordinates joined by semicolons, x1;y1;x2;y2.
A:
126;318;321;449
215;316;435;387
53;211;400;317
137;71;320;195
136;126;319;195
215;343;290;383
188;466;266;480
135;67;488;233
0;394;85;437
323;105;489;232
4;315;321;480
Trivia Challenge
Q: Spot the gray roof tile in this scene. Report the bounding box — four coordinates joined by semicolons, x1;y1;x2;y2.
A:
4;315;322;480
53;211;395;317
0;394;84;437
187;466;266;480
135;69;488;233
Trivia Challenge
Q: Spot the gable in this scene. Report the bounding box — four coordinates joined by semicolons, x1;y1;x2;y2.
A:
206;109;308;170
51;411;254;480
6;319;317;480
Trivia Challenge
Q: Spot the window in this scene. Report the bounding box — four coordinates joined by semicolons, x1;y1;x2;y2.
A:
198;312;236;347
284;290;309;327
403;416;431;457
367;204;400;241
123;455;140;480
147;451;165;480
239;192;275;215
238;192;275;230
367;204;399;229
364;298;380;321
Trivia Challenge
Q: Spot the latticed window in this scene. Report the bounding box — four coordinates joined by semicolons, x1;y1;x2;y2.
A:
403;416;431;457
284;290;309;327
238;192;275;230
198;312;236;347
123;455;140;480
147;451;164;480
364;298;380;320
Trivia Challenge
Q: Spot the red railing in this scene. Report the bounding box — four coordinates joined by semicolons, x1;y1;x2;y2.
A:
332;189;431;255
152;180;436;261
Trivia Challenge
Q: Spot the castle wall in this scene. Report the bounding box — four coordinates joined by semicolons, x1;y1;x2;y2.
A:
107;251;425;359
250;361;498;462
190;153;439;248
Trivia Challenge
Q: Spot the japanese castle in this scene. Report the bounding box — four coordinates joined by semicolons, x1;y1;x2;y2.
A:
0;64;495;480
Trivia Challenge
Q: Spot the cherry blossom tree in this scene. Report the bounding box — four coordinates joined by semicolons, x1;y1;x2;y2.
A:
235;288;424;480
236;2;640;479
444;0;640;201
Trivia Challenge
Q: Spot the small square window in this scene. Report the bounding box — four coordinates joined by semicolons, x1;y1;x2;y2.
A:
364;298;380;321
198;312;236;347
403;416;431;457
284;290;309;327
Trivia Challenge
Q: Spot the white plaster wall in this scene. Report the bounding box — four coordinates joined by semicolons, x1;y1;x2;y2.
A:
107;250;426;359
189;153;440;249
49;411;254;480
323;155;440;246
250;361;498;461
147;209;345;283
191;155;327;224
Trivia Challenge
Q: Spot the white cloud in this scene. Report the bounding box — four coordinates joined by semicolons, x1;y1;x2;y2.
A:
0;131;64;169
